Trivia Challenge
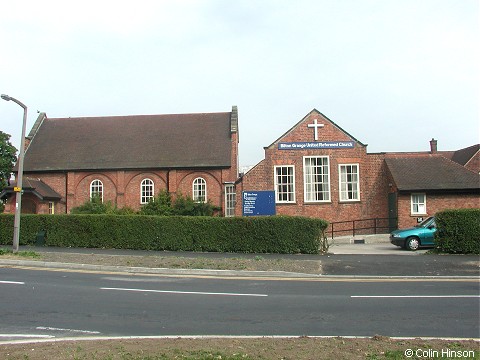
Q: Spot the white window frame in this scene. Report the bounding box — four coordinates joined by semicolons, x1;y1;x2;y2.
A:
274;165;296;203
140;178;155;204
193;177;207;203
303;156;331;203
48;201;55;214
411;193;426;215
90;179;103;202
339;164;360;202
224;184;236;217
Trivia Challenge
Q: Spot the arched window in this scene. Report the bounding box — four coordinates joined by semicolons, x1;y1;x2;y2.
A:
90;179;103;202
192;177;206;203
141;178;154;204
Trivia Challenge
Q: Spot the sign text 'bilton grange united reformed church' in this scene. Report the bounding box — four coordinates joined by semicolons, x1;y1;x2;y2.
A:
278;118;354;150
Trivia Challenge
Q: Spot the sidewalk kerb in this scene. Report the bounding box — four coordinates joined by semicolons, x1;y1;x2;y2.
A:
1;259;478;280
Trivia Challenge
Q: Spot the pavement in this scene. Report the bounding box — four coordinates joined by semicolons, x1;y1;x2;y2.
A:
1;233;479;278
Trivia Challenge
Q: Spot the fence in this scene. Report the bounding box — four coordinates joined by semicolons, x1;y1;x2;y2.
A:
328;217;397;239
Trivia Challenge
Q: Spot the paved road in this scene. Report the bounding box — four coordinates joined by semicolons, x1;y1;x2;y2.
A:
0;267;478;340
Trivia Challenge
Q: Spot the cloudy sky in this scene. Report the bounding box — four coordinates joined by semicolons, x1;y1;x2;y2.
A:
1;0;478;167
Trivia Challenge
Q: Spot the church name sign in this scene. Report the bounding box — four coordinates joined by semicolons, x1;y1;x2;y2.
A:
278;141;355;150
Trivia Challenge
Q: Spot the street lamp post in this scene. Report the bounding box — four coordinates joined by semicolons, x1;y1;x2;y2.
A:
1;94;27;253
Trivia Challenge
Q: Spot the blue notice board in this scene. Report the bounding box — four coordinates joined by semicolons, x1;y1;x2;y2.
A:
242;191;276;216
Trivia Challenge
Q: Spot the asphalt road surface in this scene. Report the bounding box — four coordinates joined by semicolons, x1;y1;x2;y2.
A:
0;267;478;340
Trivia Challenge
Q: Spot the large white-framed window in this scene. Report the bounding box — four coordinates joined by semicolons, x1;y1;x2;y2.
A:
339;164;360;202
304;156;330;202
274;165;295;203
193;177;207;203
411;193;426;215
90;179;103;202
141;178;154;204
224;184;236;217
48;202;55;214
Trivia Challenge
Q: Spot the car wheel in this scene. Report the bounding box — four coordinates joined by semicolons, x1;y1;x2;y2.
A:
406;237;420;251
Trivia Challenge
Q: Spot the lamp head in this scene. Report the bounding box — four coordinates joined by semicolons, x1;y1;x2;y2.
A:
1;94;11;101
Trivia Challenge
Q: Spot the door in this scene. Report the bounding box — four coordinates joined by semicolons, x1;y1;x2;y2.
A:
421;217;437;245
21;199;37;214
388;192;397;232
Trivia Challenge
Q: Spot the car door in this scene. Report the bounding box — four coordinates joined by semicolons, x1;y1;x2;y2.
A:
422;219;437;245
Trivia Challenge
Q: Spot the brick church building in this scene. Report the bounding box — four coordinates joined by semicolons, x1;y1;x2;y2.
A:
2;106;479;230
1;107;239;216
236;109;479;229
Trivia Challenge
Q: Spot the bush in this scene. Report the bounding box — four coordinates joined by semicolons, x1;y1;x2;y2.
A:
70;195;113;214
435;208;480;254
172;194;220;216
139;190;174;216
0;214;45;246
141;191;220;216
72;191;220;216
0;214;328;254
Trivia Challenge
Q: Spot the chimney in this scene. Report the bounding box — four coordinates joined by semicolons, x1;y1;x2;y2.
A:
430;138;437;153
230;105;238;133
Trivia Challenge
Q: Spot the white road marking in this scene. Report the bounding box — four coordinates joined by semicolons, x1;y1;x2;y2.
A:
351;295;480;298
101;287;268;297
36;326;100;334
0;280;25;285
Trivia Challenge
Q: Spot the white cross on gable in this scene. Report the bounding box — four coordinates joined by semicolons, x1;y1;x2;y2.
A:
307;119;324;141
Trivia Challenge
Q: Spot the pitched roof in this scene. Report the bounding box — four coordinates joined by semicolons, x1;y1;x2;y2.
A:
0;178;62;200
450;144;480;166
385;156;480;191
24;111;236;172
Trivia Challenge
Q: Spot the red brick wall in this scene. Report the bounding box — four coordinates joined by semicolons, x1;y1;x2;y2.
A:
397;192;480;229
18;166;237;215
237;111;391;223
4;194;51;214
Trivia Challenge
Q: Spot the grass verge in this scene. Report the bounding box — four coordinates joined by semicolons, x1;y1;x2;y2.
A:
0;248;40;258
0;337;478;360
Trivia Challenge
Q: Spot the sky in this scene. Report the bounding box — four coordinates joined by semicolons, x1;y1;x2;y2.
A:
1;0;478;168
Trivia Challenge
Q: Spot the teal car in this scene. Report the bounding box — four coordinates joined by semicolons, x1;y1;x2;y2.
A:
390;216;437;251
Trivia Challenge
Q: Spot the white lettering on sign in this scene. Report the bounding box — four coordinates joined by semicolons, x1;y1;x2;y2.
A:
278;141;354;150
307;119;324;141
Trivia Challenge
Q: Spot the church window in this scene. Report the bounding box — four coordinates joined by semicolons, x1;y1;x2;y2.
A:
193;177;206;203
90;179;103;202
274;166;295;203
339;164;360;201
304;156;330;202
225;184;235;217
141;179;154;204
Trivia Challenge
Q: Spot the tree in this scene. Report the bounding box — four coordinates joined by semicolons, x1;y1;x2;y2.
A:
0;131;17;212
0;131;17;189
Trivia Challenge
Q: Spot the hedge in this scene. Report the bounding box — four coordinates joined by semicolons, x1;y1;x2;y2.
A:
435;208;480;254
0;214;328;254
